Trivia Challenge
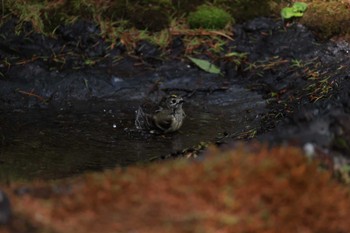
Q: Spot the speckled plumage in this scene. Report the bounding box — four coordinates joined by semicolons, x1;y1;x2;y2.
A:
135;95;186;133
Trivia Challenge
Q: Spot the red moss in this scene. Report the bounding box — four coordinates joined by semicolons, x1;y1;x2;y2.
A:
3;145;350;233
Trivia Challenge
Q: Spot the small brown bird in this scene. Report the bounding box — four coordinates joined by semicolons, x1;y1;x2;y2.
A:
135;94;186;133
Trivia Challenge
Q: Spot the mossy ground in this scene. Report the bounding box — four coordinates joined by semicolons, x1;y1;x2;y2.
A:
2;0;350;50
300;0;350;39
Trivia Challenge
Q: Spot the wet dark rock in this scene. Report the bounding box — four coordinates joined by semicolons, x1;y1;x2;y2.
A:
169;36;185;56
0;190;11;225
232;18;316;60
58;20;101;44
243;17;277;32
135;40;162;61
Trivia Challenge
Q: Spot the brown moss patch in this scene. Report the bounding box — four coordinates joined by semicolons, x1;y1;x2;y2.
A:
3;145;350;233
300;0;350;39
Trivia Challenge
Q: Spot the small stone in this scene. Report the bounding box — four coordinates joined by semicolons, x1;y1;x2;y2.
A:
303;142;315;159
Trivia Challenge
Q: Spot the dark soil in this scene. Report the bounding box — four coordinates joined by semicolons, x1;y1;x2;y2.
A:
0;17;350;180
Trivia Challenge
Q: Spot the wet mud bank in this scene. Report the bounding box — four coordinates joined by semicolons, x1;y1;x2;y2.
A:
1;17;350;180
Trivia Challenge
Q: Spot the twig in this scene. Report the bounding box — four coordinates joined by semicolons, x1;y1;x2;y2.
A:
170;28;233;41
17;89;46;102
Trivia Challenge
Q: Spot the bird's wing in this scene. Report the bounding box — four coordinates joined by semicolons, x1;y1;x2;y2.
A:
154;114;173;131
135;106;153;130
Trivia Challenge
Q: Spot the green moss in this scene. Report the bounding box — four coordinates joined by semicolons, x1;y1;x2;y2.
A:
188;5;233;29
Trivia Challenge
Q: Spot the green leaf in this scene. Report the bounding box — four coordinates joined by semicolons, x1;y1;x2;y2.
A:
281;2;308;19
292;2;308;12
188;57;221;74
281;7;295;19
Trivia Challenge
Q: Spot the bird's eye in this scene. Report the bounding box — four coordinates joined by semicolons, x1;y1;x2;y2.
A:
171;99;177;104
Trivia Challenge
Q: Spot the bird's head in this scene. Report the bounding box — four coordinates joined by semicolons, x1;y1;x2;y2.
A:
160;94;184;110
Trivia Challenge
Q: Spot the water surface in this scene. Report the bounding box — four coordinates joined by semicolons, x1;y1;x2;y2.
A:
0;97;263;182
